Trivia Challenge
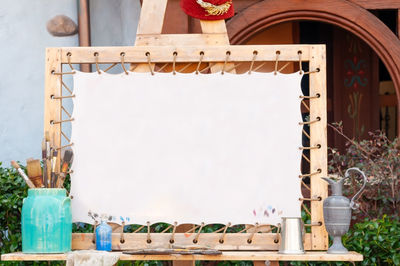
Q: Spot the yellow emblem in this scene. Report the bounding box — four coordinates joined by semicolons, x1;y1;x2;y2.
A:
196;0;232;16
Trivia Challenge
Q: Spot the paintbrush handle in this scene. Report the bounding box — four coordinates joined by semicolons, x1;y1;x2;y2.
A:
30;176;45;188
46;160;52;188
42;160;48;188
51;157;57;172
61;162;69;173
11;161;35;188
50;152;58;187
18;168;36;188
51;172;56;188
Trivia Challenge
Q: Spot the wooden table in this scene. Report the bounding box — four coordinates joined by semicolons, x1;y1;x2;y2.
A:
1;251;363;262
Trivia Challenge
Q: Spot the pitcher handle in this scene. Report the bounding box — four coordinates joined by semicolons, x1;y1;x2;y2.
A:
344;167;367;210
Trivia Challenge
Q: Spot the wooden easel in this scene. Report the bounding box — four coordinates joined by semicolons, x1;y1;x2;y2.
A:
1;0;364;263
134;2;234;265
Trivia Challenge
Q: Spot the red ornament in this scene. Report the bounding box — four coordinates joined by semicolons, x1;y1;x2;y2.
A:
180;0;235;20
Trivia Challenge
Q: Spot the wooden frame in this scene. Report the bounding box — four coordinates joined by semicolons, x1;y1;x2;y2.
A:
42;43;328;252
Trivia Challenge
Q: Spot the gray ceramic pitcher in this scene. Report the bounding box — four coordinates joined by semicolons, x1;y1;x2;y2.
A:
321;167;367;254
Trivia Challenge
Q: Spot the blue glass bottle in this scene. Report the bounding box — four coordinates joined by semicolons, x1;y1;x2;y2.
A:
96;217;112;251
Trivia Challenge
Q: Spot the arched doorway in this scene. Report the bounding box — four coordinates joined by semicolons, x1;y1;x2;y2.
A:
227;0;400;134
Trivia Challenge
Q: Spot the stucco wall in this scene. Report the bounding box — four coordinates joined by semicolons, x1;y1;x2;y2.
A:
90;0;140;46
0;0;141;166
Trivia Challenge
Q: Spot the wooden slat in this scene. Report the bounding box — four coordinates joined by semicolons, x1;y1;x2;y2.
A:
200;20;229;34
200;20;235;73
350;0;400;9
309;45;329;250
1;251;363;261
255;262;278;266
199;20;230;47
44;48;62;168
71;233;312;251
135;34;230;46
60;45;314;64
136;0;168;35
175;225;196;266
134;0;168;72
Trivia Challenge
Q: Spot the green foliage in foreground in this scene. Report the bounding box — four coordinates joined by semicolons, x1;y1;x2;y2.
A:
343;215;400;265
0;163;27;255
290;215;400;266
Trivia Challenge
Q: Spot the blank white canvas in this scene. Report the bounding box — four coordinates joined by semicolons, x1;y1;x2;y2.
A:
70;71;303;226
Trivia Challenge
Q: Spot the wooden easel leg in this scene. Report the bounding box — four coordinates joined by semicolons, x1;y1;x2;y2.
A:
174;224;195;266
199;20;236;73
254;261;279;266
174;261;195;266
174;19;232;266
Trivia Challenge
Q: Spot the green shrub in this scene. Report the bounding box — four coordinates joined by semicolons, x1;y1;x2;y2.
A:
343;215;400;265
290;215;400;266
0;162;27;255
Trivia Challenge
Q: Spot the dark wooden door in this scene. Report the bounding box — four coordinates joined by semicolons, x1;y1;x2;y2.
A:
332;28;380;148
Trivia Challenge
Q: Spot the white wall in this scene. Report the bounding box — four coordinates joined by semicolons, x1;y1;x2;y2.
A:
0;0;141;166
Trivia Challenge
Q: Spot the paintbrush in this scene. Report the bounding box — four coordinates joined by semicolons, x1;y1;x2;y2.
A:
45;132;51;158
57;149;73;188
45;131;51;187
42;138;48;188
50;149;58;188
11;161;36;188
26;158;44;188
46;160;52;188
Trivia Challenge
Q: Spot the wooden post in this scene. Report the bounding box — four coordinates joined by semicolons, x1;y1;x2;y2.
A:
133;0;168;72
309;45;329;250
254;260;279;266
44;48;62;168
78;0;91;72
200;20;235;73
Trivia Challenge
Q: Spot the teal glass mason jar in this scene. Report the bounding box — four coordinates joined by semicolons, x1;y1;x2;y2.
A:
22;188;72;253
